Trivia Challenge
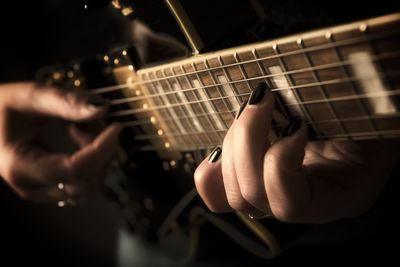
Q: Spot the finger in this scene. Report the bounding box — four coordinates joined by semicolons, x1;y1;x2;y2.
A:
234;85;274;213
3;146;74;187
2;82;107;121
2;123;122;187
221;122;264;216
69;124;95;148
194;147;232;212
6;181;66;203
264;119;311;222
66;122;123;181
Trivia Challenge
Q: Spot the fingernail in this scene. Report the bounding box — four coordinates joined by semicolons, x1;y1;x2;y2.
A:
235;101;247;120
248;83;269;105
281;116;303;137
208;146;222;163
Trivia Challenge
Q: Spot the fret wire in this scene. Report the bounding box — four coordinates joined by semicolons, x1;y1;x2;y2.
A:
134;127;400;143
176;65;223;143
191;62;229;130
297;39;349;138
123;112;400;131
252;48;291;119
273;43;321;136
160;69;204;146
144;72;184;146
217;55;244;105
203;59;237;119
232;52;254;94
170;65;216;147
329;32;380;138
109;61;400;107
108;87;400;118
89;29;400;95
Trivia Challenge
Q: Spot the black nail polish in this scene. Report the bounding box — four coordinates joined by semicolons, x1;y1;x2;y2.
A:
88;95;107;107
248;83;269;105
235;101;248;120
281;116;303;137
208;146;222;163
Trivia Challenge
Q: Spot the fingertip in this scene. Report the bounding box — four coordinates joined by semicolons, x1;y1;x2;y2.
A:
79;102;109;119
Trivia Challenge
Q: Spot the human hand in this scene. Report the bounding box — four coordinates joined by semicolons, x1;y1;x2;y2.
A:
0;82;122;204
194;85;400;223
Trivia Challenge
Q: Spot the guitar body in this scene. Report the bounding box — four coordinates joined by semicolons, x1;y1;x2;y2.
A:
4;0;399;264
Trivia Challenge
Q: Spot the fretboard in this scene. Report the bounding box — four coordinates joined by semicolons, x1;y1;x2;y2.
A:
107;13;400;154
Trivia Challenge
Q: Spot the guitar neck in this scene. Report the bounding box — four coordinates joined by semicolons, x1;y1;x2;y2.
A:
108;13;400;154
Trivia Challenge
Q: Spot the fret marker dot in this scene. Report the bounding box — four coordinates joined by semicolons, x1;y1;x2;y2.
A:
157;129;164;136
164;142;171;148
170;160;177;167
325;32;332;39
74;80;81;87
359;24;367;32
122;50;128;56
114;58;120;65
57;183;64;190
58;201;66;208
142;103;148;109
150;116;157;124
103;55;109;62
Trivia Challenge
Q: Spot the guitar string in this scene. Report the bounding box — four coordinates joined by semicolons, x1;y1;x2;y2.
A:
104;51;400;106
133;121;400;141
107;86;400;118
121;111;400;130
136;129;400;152
88;28;400;95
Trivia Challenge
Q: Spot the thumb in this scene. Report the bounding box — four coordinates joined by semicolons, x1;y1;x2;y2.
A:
2;82;107;121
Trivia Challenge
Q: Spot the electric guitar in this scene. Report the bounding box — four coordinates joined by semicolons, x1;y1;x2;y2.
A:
36;0;400;262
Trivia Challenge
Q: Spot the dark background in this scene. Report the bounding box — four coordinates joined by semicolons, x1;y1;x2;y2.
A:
0;0;400;266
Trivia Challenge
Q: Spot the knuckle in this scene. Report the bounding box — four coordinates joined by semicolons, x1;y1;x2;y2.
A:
193;167;206;189
269;200;303;223
4;159;23;186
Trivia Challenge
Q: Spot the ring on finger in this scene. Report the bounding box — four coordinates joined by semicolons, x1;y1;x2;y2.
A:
57;182;77;207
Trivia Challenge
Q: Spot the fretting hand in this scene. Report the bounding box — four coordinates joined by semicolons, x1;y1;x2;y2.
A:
0;82;122;204
194;85;400;223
